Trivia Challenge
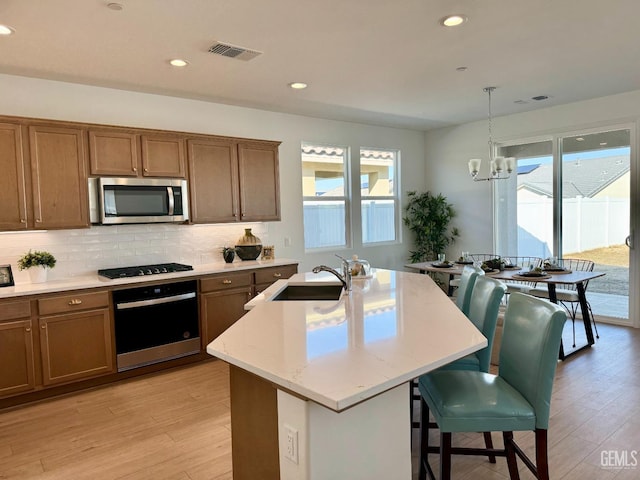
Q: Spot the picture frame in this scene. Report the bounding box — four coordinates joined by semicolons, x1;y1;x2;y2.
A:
0;264;15;287
261;245;275;260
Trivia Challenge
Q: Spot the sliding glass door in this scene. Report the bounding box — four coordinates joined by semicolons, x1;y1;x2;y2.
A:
560;130;630;321
495;127;633;324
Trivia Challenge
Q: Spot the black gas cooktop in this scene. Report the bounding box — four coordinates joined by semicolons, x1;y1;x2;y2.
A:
98;262;193;279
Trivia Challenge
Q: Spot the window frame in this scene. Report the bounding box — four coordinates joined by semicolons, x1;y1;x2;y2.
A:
301;142;352;251
359;147;401;245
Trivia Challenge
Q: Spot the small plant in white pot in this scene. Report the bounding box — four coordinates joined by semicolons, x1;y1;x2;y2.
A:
18;250;56;283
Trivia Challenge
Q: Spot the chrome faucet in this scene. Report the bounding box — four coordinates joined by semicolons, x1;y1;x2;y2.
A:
312;255;352;291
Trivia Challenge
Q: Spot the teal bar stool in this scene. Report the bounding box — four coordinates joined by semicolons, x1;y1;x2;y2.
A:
411;273;503;436
418;293;566;480
410;266;484;432
454;265;484;315
444;275;506;373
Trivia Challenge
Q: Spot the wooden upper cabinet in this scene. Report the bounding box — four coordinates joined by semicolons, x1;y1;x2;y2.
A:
28;125;89;230
187;138;239;223
140;134;186;178
88;129;139;176
238;142;281;221
0;123;28;230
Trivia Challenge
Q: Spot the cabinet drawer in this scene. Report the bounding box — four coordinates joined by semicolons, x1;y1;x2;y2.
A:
38;291;109;316
254;265;297;285
0;300;31;322
200;272;253;293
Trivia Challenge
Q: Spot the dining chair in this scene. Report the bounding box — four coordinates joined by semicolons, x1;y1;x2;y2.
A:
501;255;543;296
418;293;566;480
528;258;599;347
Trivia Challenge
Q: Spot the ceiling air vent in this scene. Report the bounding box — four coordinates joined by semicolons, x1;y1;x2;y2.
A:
208;41;262;61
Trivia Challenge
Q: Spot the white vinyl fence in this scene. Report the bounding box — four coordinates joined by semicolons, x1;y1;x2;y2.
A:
304;201;395;249
518;197;629;256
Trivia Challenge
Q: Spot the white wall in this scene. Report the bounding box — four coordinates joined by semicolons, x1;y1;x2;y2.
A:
0;74;426;281
424;89;640;258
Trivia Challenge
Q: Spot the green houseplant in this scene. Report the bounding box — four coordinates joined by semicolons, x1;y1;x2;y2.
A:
18;250;56;283
403;191;459;263
18;250;57;270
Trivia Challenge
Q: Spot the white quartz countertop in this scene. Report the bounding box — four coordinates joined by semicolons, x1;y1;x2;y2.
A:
207;269;486;412
0;258;298;299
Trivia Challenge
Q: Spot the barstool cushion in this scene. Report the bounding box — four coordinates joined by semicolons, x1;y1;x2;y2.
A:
419;370;536;433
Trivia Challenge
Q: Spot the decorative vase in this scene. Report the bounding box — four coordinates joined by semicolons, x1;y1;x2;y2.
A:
235;228;262;261
29;267;48;284
223;249;235;263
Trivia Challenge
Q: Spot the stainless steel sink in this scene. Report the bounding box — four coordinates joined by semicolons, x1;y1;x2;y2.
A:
271;284;343;301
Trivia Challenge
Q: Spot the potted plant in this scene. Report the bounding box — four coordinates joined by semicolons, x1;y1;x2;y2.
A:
17;250;56;283
221;246;235;263
403;191;459;263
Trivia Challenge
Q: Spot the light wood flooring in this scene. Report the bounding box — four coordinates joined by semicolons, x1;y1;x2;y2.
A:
1;323;639;479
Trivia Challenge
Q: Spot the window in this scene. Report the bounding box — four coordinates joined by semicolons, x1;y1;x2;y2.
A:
301;143;350;249
301;143;400;250
360;148;399;244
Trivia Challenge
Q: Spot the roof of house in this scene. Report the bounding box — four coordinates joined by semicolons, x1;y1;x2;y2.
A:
517;155;629;198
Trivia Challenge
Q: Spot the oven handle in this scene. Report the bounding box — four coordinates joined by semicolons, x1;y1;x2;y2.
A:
116;292;196;310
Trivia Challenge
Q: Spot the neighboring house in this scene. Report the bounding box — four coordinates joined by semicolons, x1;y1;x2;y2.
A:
517;155;630;199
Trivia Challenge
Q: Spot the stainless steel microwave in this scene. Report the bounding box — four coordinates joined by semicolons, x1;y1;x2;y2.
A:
89;177;189;225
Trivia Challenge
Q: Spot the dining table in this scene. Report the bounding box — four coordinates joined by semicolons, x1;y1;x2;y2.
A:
405;261;605;360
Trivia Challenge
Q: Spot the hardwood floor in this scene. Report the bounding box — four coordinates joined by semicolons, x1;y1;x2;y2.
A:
1;323;639;479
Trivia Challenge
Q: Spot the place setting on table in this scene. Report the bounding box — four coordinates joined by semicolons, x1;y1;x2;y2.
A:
509;257;573;281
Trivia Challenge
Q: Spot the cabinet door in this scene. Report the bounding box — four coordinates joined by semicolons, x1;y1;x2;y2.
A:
140;134;186;178
39;309;114;386
238;142;280;221
201;288;252;346
88;129;139;176
187;138;239;223
0;123;29;230
29;125;89;229
0;319;36;397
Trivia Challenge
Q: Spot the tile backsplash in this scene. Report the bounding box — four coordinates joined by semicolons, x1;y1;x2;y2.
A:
0;223;269;284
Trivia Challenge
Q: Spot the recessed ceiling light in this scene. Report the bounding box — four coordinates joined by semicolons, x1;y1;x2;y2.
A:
455;66;467;72
599;142;607;146
576;137;585;142
289;82;308;90
0;24;15;35
107;3;124;11
514;99;529;104
169;59;189;67
440;15;467;27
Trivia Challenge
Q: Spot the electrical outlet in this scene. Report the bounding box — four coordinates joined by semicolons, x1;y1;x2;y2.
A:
284;424;298;464
284;236;291;247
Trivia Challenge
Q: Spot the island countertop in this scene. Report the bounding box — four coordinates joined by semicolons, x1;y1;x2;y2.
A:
206;268;486;411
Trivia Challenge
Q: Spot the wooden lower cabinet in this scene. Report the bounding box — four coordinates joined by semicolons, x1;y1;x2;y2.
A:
38;290;114;387
0;300;36;397
39;309;114;386
254;265;298;295
200;271;254;346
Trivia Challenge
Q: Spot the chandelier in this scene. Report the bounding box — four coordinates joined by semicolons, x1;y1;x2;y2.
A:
468;87;515;181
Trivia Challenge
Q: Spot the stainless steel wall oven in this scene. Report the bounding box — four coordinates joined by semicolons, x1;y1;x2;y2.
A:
113;280;199;372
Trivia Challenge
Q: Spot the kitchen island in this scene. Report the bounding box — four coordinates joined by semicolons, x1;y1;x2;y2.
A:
206;269;486;480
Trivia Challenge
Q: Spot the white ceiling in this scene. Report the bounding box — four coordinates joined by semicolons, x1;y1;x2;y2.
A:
1;0;640;130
